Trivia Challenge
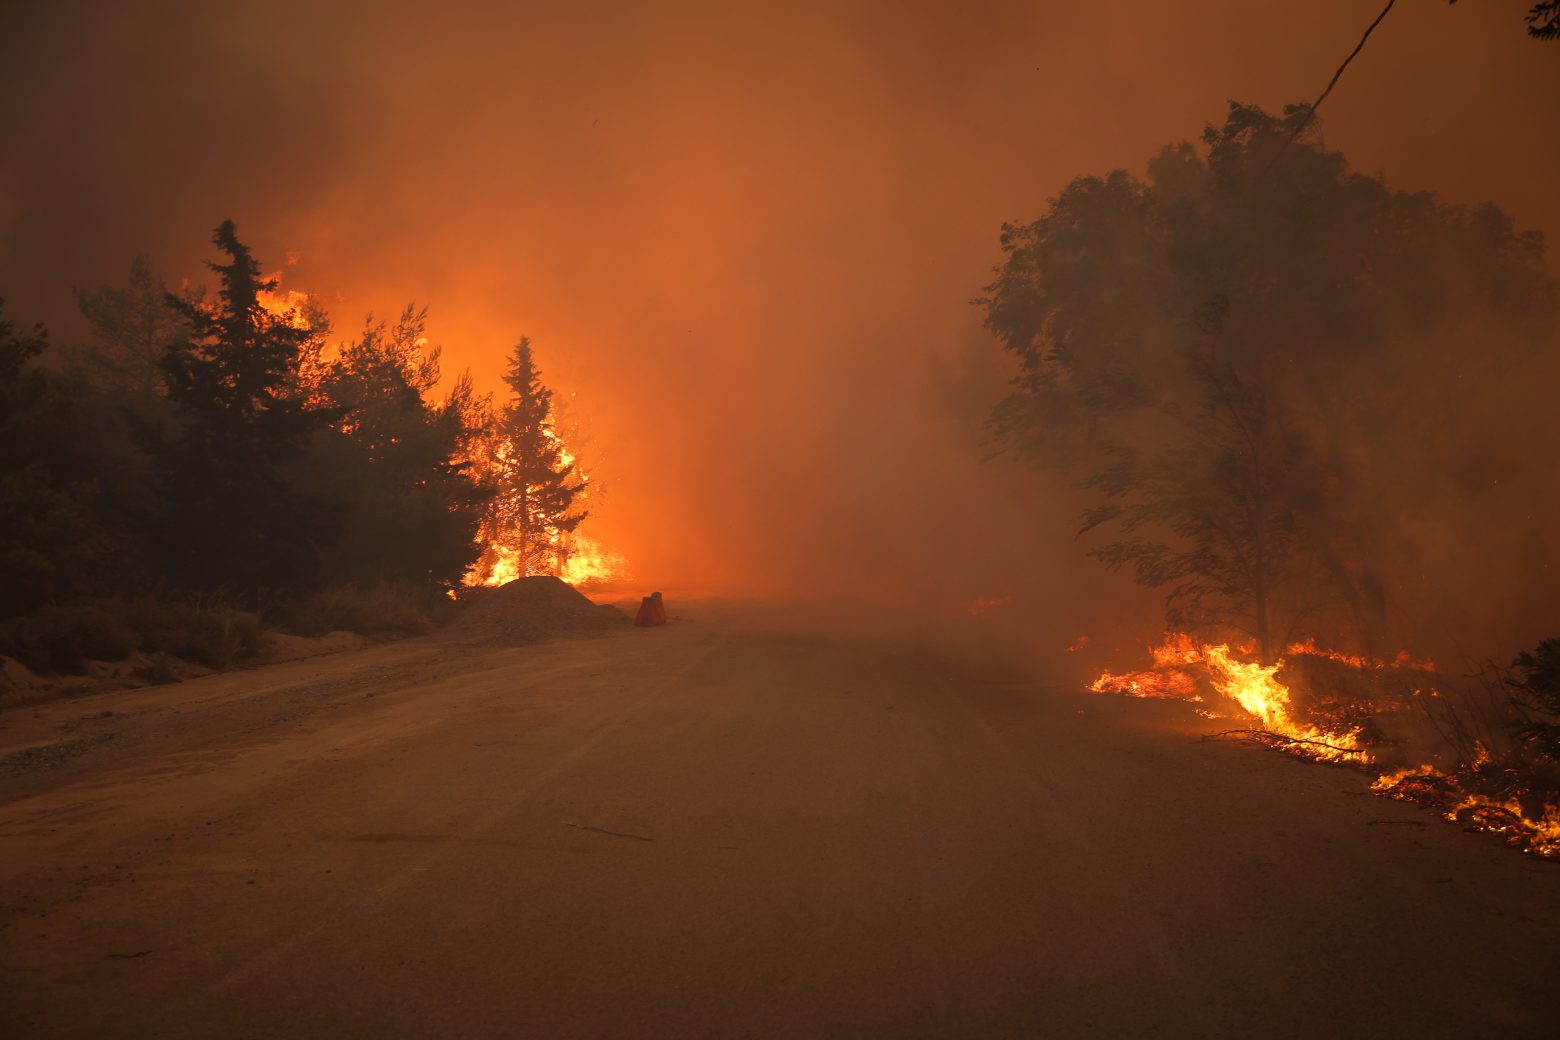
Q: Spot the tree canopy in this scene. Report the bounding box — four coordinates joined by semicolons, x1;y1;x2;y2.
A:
0;220;515;625
982;102;1557;660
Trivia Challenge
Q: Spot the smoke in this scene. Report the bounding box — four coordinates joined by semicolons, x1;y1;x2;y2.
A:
1;1;1556;657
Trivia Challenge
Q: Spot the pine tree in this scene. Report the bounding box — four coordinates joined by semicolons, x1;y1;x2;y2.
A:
69;255;187;413
309;305;491;588
152;220;325;595
163;220;311;435
481;337;587;578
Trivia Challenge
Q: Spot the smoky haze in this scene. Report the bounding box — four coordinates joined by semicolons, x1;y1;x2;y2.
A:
2;1;1555;654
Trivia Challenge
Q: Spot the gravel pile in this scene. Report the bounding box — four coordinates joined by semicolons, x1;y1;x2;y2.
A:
442;576;629;646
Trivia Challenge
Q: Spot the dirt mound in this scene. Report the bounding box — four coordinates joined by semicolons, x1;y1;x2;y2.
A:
442;576;630;646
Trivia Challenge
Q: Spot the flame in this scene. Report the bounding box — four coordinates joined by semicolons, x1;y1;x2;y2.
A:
258;285;312;324
1443;796;1560;857
1090;634;1364;760
1089;667;1200;701
1371;763;1441;794
1096;634;1560;857
469;531;628;589
1151;632;1204;669
557;531;630;587
463;424;629;589
967;596;1013;617
1284;638;1437;672
1089;634;1204;700
1373;765;1560;858
480;548;523;588
246;265;629;590
256;268;315;329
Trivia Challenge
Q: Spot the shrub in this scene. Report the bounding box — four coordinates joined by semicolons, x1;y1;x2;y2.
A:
124;597;267;668
278;583;434;638
133;652;181;684
0;604;137;674
1512;637;1560;762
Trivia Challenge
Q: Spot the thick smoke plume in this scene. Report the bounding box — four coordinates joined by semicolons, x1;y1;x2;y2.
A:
2;1;1555;660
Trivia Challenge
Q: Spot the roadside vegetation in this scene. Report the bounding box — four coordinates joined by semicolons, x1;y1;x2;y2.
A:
982;101;1560;851
0;222;589;686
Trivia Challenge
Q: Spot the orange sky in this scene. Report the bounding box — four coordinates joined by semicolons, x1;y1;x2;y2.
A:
1;1;1556;626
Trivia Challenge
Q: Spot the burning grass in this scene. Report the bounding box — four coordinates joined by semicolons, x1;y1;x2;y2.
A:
1088;634;1560;859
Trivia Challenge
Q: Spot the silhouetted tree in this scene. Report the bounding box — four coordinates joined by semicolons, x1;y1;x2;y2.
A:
69;255;187;412
1527;0;1560;37
152;220;327;595
54;258;196;591
1513;638;1560;759
0;304;101;616
308;305;491;588
1082;322;1305;663
1452;1;1560;40
476;338;587;578
982;102;1557;660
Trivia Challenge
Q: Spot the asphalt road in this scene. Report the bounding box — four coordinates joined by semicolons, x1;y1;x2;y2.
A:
2;601;1557;1038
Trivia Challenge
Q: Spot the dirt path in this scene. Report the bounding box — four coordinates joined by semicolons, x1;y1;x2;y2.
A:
1;601;1557;1038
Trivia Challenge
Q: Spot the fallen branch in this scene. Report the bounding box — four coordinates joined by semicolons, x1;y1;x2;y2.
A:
1202;727;1365;758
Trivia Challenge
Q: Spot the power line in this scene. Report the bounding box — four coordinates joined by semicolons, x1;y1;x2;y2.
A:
1268;0;1398;170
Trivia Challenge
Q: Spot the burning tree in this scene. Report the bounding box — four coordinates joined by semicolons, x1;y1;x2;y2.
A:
471;337;588;583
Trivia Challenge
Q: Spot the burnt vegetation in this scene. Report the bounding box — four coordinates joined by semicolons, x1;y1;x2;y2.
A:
0;221;584;677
